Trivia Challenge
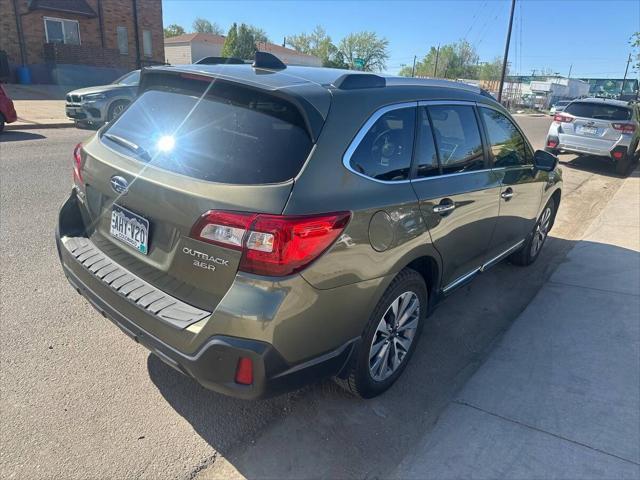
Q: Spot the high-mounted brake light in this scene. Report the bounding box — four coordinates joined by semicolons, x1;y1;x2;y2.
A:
191;210;351;276
73;143;83;184
611;122;636;134
553;113;574;123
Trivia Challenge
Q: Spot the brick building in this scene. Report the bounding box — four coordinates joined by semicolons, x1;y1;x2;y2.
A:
0;0;164;85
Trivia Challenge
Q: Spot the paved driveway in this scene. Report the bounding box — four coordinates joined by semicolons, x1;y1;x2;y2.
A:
0;119;631;479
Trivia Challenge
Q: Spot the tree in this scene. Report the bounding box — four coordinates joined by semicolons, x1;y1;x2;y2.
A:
221;23;257;59
164;24;185;38
192;18;223;35
399;40;479;79
337;31;389;72
479;57;503;81
631;32;640;70
287;26;347;68
248;25;269;45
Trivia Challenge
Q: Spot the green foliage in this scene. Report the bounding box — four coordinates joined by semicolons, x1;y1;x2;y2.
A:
192;18;223;35
163;24;185;38
338;31;389;72
479;57;504;81
399;40;480;79
631;32;640;70
287;26;347;68
248;26;269;45
222;23;257;59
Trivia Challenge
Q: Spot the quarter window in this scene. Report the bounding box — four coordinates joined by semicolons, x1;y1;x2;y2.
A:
480;108;528;167
349;107;416;182
117;26;129;55
428;105;484;175
44;18;80;45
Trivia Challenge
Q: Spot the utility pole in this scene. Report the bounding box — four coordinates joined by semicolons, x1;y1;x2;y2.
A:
621;53;632;98
433;44;440;77
411;55;417;77
567;64;572;79
497;0;516;103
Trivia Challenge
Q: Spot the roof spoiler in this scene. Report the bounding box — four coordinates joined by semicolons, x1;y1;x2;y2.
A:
332;73;386;90
253;51;287;70
195;56;245;65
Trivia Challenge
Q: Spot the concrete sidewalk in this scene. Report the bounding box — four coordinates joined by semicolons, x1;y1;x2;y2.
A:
393;169;640;479
3;84;73;130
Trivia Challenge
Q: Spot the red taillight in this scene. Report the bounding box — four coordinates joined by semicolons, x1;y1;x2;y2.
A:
73;143;83;184
235;357;253;385
547;139;558;148
553;113;574;123
612;150;625;160
611;122;636;134
191;210;351;276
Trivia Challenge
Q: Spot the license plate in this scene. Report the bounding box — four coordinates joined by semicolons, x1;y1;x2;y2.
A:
110;204;149;254
578;125;598;135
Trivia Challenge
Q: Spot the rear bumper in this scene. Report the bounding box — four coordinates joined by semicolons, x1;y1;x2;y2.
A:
551;131;632;159
55;190;357;399
1;99;17;123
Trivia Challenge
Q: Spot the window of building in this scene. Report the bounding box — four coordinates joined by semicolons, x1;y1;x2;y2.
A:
117;26;129;55
44;17;80;45
480;108;529;167
142;30;152;58
428;105;484;175
348;107;416;182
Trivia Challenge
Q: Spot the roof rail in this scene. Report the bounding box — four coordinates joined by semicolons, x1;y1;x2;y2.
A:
252;51;286;70
332;73;386;90
194;56;245;65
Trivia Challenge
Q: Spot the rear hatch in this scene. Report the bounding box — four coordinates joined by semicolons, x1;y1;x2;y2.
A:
559;101;632;144
78;69;328;312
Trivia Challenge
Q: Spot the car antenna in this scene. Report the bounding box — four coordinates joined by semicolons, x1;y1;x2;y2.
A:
252;51;287;70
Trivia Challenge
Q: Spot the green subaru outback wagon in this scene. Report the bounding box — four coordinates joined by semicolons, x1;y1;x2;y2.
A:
56;54;562;399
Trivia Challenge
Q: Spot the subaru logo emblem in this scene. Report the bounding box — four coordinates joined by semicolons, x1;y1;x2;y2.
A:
110;175;129;194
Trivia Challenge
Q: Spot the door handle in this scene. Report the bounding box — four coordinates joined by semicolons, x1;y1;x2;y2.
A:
501;188;514;200
433;202;456;214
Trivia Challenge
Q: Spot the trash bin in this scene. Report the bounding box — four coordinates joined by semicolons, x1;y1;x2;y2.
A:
17;66;31;85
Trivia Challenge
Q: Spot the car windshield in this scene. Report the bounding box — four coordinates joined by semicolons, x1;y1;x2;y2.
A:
101;78;313;184
112;71;140;86
564;102;631;121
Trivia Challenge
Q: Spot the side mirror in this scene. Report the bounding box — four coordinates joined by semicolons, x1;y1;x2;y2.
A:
533;149;558;172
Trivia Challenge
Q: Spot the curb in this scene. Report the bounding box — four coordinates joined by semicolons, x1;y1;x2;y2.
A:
6;122;75;130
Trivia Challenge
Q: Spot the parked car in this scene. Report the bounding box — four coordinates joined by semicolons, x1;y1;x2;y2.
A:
65;70;140;127
55;55;562;400
549;100;572;116
0;83;18;132
545;97;639;174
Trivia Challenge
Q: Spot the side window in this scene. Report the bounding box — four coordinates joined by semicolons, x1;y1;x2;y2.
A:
415;107;439;178
428;105;484;175
349;107;416;182
480;108;528;167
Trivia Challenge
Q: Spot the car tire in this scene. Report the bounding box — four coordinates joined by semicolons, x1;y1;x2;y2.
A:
510;198;556;266
615;153;632;176
107;100;129;123
335;268;427;398
0;113;5;133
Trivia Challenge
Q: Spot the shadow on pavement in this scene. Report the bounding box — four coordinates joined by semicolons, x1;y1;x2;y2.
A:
147;234;625;478
559;153;638;178
0;131;47;142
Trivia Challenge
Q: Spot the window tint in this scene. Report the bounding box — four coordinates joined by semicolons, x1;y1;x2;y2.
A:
415;107;439;178
428;105;484;174
102;82;313;185
349;107;415;182
564;102;631;121
113;70;140;86
480;108;528;167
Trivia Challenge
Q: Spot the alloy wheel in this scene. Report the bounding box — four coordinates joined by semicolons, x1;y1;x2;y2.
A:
530;206;552;257
369;291;420;382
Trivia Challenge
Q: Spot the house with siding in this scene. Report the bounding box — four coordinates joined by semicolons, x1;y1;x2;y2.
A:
0;0;164;85
164;33;322;67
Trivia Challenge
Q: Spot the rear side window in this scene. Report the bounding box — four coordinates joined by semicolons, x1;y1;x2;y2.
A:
101;82;313;185
428;105;484;175
480;108;529;167
564;102;631;121
349;107;416;182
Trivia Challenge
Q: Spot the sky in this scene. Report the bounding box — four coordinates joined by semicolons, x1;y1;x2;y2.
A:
162;0;639;78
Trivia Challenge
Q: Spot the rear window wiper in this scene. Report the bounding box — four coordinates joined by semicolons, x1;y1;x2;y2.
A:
102;133;151;162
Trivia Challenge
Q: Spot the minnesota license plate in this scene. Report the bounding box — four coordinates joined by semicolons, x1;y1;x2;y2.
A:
110;204;149;254
578;125;598;135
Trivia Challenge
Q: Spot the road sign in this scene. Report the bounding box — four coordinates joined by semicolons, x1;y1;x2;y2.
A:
353;58;365;70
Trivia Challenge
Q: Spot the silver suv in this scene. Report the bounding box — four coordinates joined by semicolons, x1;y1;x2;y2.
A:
545;98;639;174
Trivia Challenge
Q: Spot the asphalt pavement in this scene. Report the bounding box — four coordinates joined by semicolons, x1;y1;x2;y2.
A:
0;118;633;479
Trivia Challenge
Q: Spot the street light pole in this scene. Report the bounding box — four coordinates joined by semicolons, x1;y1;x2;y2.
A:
497;0;516;103
433;44;440;77
411;55;417;77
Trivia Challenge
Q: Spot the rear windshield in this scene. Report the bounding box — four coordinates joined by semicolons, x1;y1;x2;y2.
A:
564;102;631;121
101;78;313;184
